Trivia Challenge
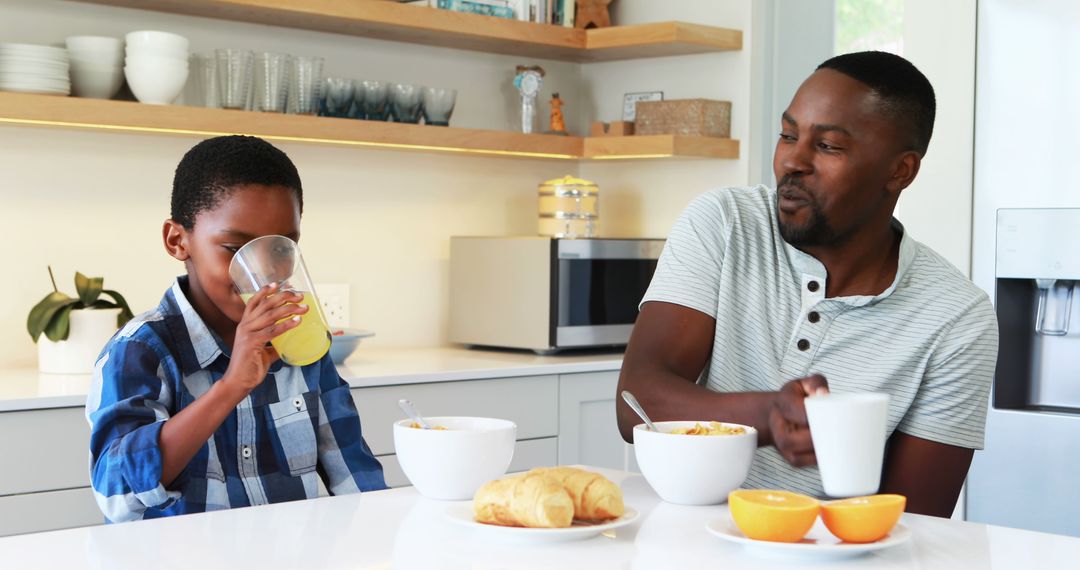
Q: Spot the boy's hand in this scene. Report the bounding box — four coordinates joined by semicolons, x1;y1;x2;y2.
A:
770;374;829;467
223;283;307;396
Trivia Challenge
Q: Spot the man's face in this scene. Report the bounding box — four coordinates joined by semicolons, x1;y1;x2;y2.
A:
180;184;301;326
773;69;908;248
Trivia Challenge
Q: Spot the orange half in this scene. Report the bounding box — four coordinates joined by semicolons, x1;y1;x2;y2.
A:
820;494;906;543
728;489;820;543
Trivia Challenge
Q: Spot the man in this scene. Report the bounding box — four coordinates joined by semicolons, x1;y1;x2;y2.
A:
616;51;998;517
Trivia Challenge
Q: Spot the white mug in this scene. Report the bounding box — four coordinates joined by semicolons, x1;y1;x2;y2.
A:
804;392;889;497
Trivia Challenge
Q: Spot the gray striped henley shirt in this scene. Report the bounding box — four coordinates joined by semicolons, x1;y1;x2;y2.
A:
641;185;999;497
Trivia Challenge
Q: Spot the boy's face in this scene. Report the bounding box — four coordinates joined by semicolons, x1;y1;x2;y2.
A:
164;184;301;337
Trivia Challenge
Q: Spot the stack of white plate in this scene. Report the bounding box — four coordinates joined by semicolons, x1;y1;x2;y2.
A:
0;42;71;95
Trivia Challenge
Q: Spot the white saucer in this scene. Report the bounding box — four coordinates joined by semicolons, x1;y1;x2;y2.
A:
445;504;639;543
706;519;911;560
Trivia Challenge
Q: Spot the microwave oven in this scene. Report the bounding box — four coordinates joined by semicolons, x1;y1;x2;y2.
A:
449;237;665;354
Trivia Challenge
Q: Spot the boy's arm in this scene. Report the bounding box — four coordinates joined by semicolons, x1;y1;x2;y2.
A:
86;339;182;523
315;360;388;494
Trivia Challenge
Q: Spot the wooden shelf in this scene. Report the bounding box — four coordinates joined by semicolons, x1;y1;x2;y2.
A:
70;0;742;62
0;91;739;161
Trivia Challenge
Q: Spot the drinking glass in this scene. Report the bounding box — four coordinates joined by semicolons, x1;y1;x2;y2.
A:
421;87;456;126
287;55;324;115
189;52;220;108
390;82;423;123
228;235;331;367
319;76;354;118
254;52;289;113
215;48;254;110
359;79;390;121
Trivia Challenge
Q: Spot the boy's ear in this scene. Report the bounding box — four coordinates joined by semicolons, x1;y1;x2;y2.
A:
163;219;190;261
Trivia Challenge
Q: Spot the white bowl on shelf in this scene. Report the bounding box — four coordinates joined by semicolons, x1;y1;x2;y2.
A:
70;64;124;99
124;30;189;54
66;36;123;64
123;54;188;71
124;62;188;104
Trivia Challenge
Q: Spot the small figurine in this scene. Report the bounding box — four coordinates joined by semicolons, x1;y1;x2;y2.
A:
548;93;567;135
576;0;614;29
513;64;545;134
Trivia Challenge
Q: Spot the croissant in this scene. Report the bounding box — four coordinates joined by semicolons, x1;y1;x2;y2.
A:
531;467;625;521
473;471;574;528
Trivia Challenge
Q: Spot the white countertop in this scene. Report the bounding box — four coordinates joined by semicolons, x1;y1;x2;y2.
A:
2;467;1076;568
0;346;623;412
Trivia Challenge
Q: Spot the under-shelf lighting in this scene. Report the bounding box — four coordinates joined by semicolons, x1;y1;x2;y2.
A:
0;117;580;160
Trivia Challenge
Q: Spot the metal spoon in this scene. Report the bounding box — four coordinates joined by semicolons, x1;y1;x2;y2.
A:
621;390;659;432
398;398;432;430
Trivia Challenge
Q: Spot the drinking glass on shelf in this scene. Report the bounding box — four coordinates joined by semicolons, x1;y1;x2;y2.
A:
421;87;457;126
389;82;424;123
287;55;324;115
228;235;332;367
215;48;254;110
319;76;354;118
359;79;390;121
189;52;220;108
348;82;367;119
253;52;289;113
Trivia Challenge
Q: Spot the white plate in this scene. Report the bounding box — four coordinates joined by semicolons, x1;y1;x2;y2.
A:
445;504;639;543
706;519;911;560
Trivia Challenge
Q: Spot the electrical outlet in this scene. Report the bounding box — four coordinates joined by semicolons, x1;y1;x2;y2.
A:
315;283;350;328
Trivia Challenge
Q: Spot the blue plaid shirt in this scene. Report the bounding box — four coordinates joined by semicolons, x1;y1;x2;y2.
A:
86;277;386;523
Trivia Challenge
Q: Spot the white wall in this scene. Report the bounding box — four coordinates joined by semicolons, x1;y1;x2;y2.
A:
578;1;754;239
1;0;754;367
897;0;977;276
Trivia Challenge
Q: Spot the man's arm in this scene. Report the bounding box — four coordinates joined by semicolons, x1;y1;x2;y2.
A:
616;301;823;459
880;431;973;517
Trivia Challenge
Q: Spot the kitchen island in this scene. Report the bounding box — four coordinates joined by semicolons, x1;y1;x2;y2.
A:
1;467;1075;568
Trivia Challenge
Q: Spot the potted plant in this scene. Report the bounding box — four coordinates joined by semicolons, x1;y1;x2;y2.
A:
27;267;134;374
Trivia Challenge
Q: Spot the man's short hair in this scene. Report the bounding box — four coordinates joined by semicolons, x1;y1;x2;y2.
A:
171;135;303;229
817;51;936;156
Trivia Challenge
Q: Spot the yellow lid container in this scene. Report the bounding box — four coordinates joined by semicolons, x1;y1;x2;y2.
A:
538;175;599;238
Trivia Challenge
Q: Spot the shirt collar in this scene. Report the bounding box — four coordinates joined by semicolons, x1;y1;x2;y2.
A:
163;276;226;374
781;217;916;308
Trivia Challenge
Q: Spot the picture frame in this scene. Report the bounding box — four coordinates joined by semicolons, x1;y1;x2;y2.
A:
622;91;664;122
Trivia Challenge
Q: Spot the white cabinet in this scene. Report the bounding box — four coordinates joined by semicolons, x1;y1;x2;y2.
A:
0;368;619;537
557;371;634;471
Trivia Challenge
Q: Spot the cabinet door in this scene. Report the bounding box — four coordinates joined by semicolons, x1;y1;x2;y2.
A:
557;371;632;470
0;487;102;537
0;407;90;496
351;375;558;456
376;437;558;488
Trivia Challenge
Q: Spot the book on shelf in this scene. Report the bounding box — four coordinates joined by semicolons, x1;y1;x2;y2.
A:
437;0;514;18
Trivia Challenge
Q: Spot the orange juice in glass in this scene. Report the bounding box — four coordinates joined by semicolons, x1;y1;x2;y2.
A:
229;235;331;366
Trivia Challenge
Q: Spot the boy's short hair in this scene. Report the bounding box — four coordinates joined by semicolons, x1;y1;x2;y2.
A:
171;135;304;229
817;51;936;157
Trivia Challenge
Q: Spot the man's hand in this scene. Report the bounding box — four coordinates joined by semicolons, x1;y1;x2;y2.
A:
223;283;306;395
769;374;829;466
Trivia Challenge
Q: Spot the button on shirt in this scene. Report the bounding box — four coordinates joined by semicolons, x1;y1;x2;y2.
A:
642;186;999;497
85;277;387;523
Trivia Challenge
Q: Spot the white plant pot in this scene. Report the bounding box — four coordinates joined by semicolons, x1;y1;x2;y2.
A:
37;308;122;374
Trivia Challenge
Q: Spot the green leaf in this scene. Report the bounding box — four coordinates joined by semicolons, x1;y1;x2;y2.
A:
43;304;75;342
75;272;104;306
27;292;78;342
102;289;135;328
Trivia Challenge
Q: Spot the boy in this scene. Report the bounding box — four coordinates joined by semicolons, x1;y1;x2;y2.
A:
86;135;386;523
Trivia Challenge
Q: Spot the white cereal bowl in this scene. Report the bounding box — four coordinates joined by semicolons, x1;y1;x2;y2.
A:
393;416;516;500
70;65;124;99
125;63;188;105
633;421;757;505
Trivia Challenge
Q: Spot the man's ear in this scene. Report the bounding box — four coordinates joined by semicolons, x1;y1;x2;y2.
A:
163;219;190;261
886;150;921;196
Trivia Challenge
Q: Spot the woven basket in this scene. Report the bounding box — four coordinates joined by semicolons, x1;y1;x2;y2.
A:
635;99;732;137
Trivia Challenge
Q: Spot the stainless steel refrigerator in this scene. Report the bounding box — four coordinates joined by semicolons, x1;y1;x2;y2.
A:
967;0;1080;537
